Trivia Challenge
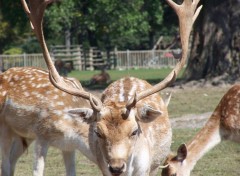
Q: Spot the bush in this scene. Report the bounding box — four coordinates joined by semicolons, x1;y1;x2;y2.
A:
3;48;23;55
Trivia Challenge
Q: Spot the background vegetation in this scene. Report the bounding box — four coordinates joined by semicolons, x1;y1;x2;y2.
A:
0;0;178;53
1;0;239;82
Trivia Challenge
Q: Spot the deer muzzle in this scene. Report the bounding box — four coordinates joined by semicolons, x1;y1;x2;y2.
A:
108;159;127;175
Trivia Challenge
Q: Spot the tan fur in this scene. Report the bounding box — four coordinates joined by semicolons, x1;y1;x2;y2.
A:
162;84;240;176
89;77;172;176
0;68;172;176
0;67;94;176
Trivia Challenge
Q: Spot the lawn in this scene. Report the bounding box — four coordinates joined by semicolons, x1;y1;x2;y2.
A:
68;67;184;87
3;68;240;175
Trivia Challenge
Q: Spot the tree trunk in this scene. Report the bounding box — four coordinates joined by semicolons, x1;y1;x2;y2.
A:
183;0;240;82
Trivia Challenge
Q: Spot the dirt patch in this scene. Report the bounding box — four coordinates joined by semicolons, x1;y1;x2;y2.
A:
170;112;211;129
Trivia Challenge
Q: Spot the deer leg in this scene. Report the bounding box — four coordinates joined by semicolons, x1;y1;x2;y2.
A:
62;150;76;176
33;138;49;176
9;137;33;176
0;125;14;176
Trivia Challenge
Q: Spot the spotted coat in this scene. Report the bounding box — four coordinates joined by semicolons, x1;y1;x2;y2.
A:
162;84;240;176
0;67;95;176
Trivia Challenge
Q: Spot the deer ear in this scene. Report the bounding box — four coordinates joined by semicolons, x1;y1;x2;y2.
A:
176;143;188;162
67;108;94;121
137;104;162;122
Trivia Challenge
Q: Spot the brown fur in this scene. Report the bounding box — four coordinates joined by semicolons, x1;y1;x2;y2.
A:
162;84;240;176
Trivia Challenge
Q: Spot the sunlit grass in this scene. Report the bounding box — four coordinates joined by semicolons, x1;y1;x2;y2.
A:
68;68;184;87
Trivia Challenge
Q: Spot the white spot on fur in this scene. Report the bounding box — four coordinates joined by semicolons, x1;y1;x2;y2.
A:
39;109;49;118
57;101;64;106
23;92;30;97
119;79;125;102
53;95;59;100
36;70;48;75
128;80;137;101
13;75;20;81
62;92;67;96
2;91;6;96
53;110;63;116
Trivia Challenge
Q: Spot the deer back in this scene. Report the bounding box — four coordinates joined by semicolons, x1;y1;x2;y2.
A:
0;67;94;154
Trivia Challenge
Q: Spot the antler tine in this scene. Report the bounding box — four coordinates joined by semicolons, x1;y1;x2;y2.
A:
21;0;102;112
127;0;202;107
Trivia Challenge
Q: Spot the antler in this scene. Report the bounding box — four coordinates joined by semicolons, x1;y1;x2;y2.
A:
127;0;202;107
21;0;102;111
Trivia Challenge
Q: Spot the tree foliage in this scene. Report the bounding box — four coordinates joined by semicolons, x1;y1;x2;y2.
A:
0;0;177;53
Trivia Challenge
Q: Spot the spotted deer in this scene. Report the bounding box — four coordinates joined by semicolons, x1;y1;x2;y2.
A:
54;0;200;175
0;0;101;176
161;84;240;176
0;0;201;176
90;69;111;85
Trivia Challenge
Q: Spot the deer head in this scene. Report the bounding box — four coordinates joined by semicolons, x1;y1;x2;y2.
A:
161;144;189;176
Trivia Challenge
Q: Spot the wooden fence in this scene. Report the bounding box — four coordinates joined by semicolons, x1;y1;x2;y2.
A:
0;54;47;71
0;49;181;71
112;49;180;70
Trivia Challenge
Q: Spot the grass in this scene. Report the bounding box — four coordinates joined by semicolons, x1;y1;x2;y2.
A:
166;86;229;118
2;68;240;175
171;129;240;176
68;68;184;88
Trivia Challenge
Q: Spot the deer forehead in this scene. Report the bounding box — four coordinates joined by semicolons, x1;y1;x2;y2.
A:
97;106;138;137
102;77;152;102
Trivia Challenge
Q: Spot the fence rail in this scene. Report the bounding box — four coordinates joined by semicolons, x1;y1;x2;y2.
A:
0;49;181;71
112;49;180;70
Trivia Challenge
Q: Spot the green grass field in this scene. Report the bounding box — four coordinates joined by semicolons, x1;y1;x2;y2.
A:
68;68;184;87
2;69;240;175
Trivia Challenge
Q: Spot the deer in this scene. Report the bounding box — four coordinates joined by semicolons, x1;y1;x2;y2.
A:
161;84;240;176
90;69;111;85
0;1;101;176
0;0;202;176
47;0;200;175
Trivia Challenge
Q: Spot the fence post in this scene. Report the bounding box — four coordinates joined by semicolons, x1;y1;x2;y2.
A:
113;47;117;69
76;46;82;70
127;49;130;70
89;48;94;71
0;55;3;72
23;53;27;67
151;50;155;68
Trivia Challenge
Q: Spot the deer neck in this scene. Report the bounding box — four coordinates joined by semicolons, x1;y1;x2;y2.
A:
185;112;221;170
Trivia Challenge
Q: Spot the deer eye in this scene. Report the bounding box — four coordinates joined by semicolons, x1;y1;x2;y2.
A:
131;129;138;136
94;129;102;138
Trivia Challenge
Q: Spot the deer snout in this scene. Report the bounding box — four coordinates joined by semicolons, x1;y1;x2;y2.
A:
108;159;126;175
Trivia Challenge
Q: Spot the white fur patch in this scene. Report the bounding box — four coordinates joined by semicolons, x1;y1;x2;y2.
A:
119;79;125;102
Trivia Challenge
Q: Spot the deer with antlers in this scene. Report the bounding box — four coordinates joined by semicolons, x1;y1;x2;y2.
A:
0;1;100;176
0;0;201;175
161;84;240;176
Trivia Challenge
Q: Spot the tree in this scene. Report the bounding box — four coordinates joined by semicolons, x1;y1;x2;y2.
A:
78;0;150;50
0;0;177;52
0;0;29;52
143;0;178;49
184;0;240;82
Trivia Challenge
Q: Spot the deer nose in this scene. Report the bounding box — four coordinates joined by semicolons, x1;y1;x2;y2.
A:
108;159;126;175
